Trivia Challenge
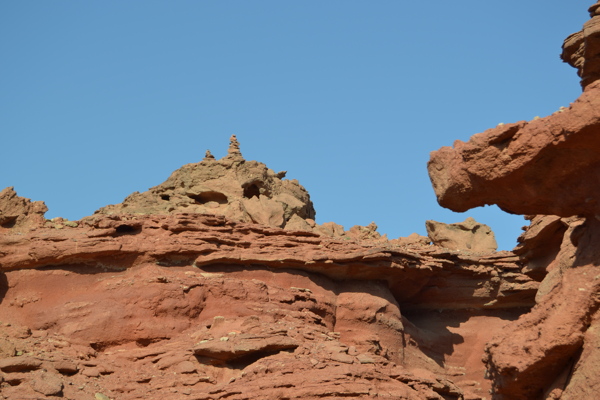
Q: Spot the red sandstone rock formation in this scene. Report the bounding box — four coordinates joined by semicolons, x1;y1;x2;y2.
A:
2;3;599;400
428;2;600;399
0;208;536;399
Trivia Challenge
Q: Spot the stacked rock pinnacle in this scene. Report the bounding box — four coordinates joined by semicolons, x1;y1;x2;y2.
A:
223;134;243;161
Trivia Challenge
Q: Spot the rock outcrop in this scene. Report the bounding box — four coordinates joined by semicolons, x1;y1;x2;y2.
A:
96;135;316;230
561;2;600;89
426;217;497;253
95;135;387;242
0;209;536;399
1;3;599;400
428;3;600;218
428;2;600;399
0;187;47;232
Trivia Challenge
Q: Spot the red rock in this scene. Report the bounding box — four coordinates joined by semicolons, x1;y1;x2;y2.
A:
3;6;600;397
29;370;64;396
426;2;600;399
428;82;600;217
561;1;600;88
0;356;42;373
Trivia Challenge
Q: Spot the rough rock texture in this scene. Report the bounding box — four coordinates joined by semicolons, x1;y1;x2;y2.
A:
426;217;497;253
561;2;600;88
428;3;600;399
96;135;316;230
428;4;600;218
95;135;386;242
0;209;537;399
0;187;47;232
427;83;600;217
2;4;599;399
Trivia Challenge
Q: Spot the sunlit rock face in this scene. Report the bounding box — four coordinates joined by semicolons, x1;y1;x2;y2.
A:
428;2;600;399
3;4;600;399
562;2;600;89
428;2;600;218
95;135;316;229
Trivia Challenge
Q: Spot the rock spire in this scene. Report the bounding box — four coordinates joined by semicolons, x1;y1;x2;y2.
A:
561;1;600;88
223;134;243;161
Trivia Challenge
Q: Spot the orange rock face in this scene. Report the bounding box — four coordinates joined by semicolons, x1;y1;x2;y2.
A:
2;4;600;400
0;211;536;399
428;2;600;399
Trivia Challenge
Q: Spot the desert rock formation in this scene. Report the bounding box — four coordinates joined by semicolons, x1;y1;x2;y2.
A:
2;3;600;400
95;135;316;231
426;218;497;253
428;2;600;399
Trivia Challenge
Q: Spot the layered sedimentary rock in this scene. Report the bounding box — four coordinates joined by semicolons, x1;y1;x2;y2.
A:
428;2;600;399
0;207;536;399
561;2;600;89
0;148;535;399
2;3;599;399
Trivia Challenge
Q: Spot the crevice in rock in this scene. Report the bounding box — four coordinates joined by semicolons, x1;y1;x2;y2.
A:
0;216;17;228
136;338;168;348
243;183;261;199
188;192;228;205
115;224;142;235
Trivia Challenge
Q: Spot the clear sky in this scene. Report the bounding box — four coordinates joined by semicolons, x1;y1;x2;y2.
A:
0;1;590;250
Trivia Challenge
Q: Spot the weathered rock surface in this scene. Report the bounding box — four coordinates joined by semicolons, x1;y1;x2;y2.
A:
428;2;600;399
427;81;600;217
96;135;316;230
0;187;47;232
95;135;386;242
2;4;599;399
561;2;600;88
426;217;497;253
0;200;536;399
428;3;600;218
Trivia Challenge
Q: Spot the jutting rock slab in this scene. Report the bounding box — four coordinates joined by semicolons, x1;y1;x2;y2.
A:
429;2;600;399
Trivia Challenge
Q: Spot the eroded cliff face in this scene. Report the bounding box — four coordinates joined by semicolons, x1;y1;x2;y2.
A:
0;196;536;399
0;145;535;400
429;2;600;399
2;3;599;400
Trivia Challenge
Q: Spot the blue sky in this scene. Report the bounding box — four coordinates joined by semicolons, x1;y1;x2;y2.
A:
0;1;590;250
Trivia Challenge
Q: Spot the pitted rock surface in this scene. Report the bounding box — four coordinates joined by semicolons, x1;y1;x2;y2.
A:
0;199;538;399
95;135;316;230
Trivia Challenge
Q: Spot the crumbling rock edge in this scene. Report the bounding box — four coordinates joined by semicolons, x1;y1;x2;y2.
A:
3;3;600;399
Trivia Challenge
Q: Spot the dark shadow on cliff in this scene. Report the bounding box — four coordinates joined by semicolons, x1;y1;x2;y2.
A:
572;217;600;268
200;263;339;292
0;272;8;304
401;308;524;367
